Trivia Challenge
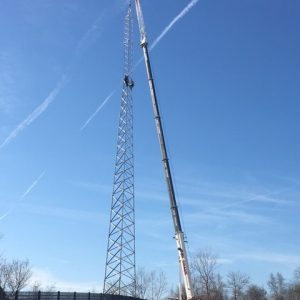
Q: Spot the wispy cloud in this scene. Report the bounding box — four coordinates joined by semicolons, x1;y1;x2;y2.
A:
217;258;234;265
234;252;300;265
72;0;127;64
134;0;200;68
176;177;298;209
30;268;101;292
215;188;295;211
23;203;107;225
80;90;116;131
75;16;105;57
21;169;47;198
0;169;47;222
0;74;70;150
69;180;111;194
0;207;14;221
0;51;18;115
82;0;200;130
185;209;271;225
1;176;107;224
0;2;120;150
170;178;300;232
150;0;199;51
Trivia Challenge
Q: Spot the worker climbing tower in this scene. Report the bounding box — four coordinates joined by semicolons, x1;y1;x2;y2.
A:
103;4;135;296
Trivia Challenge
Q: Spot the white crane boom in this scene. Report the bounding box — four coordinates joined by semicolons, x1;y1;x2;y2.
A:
134;1;194;299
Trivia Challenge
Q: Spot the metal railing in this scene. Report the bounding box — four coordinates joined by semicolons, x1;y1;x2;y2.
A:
7;292;141;300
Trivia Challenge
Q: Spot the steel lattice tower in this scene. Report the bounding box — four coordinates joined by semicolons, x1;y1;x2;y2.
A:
103;4;135;296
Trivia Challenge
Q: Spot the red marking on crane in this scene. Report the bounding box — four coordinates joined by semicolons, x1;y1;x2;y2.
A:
182;261;188;275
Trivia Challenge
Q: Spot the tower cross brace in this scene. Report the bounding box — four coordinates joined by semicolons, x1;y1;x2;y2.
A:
103;4;136;296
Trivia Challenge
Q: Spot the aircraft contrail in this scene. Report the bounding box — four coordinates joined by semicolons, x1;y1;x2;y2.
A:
21;169;47;199
0;170;47;222
80;91;116;131
0;76;70;150
82;0;200;130
0;208;13;221
75;15;105;58
133;0;199;69
150;0;199;51
0;3;119;150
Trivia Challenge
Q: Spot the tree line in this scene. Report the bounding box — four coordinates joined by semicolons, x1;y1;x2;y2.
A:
1;248;300;300
165;249;300;300
0;257;31;298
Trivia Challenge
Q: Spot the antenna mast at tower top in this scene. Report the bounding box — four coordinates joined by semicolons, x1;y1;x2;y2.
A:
134;1;194;299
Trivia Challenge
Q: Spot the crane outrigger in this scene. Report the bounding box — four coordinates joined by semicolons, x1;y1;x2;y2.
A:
134;1;195;299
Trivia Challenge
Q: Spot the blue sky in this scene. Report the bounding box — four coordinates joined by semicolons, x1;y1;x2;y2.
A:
1;0;300;292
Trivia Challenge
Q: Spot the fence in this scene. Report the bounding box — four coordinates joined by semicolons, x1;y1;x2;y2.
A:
7;292;141;300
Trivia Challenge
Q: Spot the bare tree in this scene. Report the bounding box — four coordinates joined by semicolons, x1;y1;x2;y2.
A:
267;273;286;300
155;271;168;300
287;268;300;300
0;259;8;300
148;270;168;300
135;268;151;299
44;285;56;293
0;287;8;300
227;271;250;300
6;259;32;294
294;268;300;284
213;274;227;300
134;268;168;300
285;285;300;300
0;259;10;291
168;286;179;300
244;285;267;300
31;281;41;293
191;249;218;300
168;283;188;300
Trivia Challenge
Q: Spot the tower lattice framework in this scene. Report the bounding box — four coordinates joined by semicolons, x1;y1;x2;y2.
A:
103;4;135;296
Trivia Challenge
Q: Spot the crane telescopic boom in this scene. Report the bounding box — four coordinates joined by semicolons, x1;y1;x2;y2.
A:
134;1;194;299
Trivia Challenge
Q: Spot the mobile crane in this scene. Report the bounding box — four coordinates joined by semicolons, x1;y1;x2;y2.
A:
134;1;195;299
